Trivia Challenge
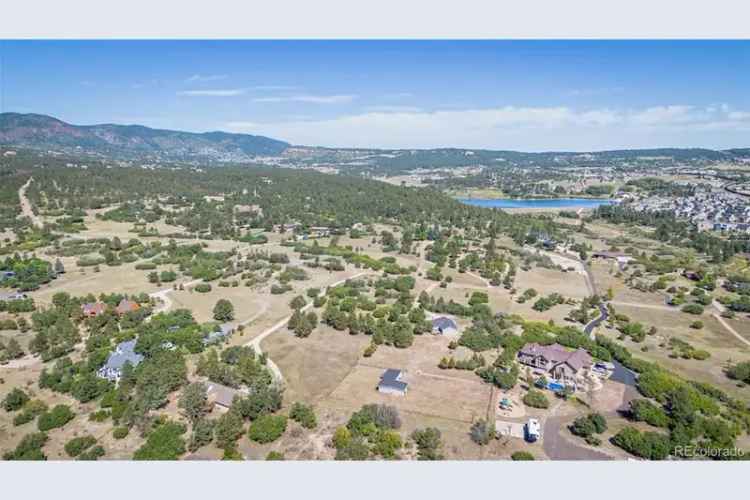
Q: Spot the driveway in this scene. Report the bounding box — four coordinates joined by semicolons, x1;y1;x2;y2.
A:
583;303;608;339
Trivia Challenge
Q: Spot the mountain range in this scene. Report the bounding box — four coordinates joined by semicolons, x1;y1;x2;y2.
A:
0;112;290;162
1;112;748;166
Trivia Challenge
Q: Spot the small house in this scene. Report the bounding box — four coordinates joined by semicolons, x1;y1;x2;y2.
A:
81;302;107;317
97;339;144;382
431;316;458;336
206;382;246;409
203;323;235;345
115;299;140;316
377;369;408;396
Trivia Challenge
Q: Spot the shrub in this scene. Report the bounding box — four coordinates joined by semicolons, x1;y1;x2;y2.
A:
289;402;317;429
133;421;187;460
332;426;352;449
372;430;403;459
113;427;130;439
570;413;607;438
64;435;97;457
681;304;704;315
266;451;285;460
78;445;105;461
470;419;494;445
3;432;48;460
511;451;535;460
37;404;75;431
726;361;750;383
691;349;710;361
248;414;287;443
189;418;215;452
214;411;245;449
611;427;671;460
2;387;30;412
523;390;550;409
194;283;212;293
411;427;443;460
88;410;110;422
628;399;671;428
12;400;47;426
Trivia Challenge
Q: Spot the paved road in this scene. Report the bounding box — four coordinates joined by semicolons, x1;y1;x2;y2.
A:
583;303;608;340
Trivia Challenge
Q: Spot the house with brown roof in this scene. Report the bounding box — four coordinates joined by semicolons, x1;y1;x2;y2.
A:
517;342;593;386
115;298;140;316
81;302;107;318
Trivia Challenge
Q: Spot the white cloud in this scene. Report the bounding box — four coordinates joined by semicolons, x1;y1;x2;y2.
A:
365;105;423;113
225;104;750;151
252;85;299;91
629;105;700;126
252;94;357;104
177;89;246;97
185;74;228;83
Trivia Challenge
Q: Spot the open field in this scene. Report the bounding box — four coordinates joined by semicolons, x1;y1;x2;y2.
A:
598;304;750;399
262;324;372;404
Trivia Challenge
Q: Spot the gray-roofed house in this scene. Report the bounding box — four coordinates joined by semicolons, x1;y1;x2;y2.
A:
377;368;408;396
203;323;235;345
97;339;144;382
206;382;247;410
431;316;458;336
517;342;593;387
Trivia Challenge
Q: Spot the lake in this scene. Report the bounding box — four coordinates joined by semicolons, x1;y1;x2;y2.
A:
457;197;614;209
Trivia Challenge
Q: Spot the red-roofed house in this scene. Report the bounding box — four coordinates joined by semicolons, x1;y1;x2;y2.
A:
115;299;140;316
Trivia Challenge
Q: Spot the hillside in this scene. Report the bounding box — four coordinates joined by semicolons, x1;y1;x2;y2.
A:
0;113;290;161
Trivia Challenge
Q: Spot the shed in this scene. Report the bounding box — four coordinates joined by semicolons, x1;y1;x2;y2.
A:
377;368;408;396
431;316;458;336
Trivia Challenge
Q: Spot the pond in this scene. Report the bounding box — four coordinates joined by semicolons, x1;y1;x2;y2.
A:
457;198;614;209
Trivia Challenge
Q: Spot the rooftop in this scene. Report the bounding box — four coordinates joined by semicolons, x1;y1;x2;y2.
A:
519;342;593;371
379;368;408;392
432;316;458;331
102;339;144;372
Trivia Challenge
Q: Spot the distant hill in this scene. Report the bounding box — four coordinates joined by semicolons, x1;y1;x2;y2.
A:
1;112;746;169
0;113;290;161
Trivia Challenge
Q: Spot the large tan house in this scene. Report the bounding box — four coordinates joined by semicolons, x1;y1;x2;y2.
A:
517;342;593;386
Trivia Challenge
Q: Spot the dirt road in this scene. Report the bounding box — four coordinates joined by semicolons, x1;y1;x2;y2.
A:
713;312;750;348
244;270;372;385
148;278;204;314
18;177;43;228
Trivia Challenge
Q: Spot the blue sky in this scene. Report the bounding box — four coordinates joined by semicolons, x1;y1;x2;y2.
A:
1;40;749;151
